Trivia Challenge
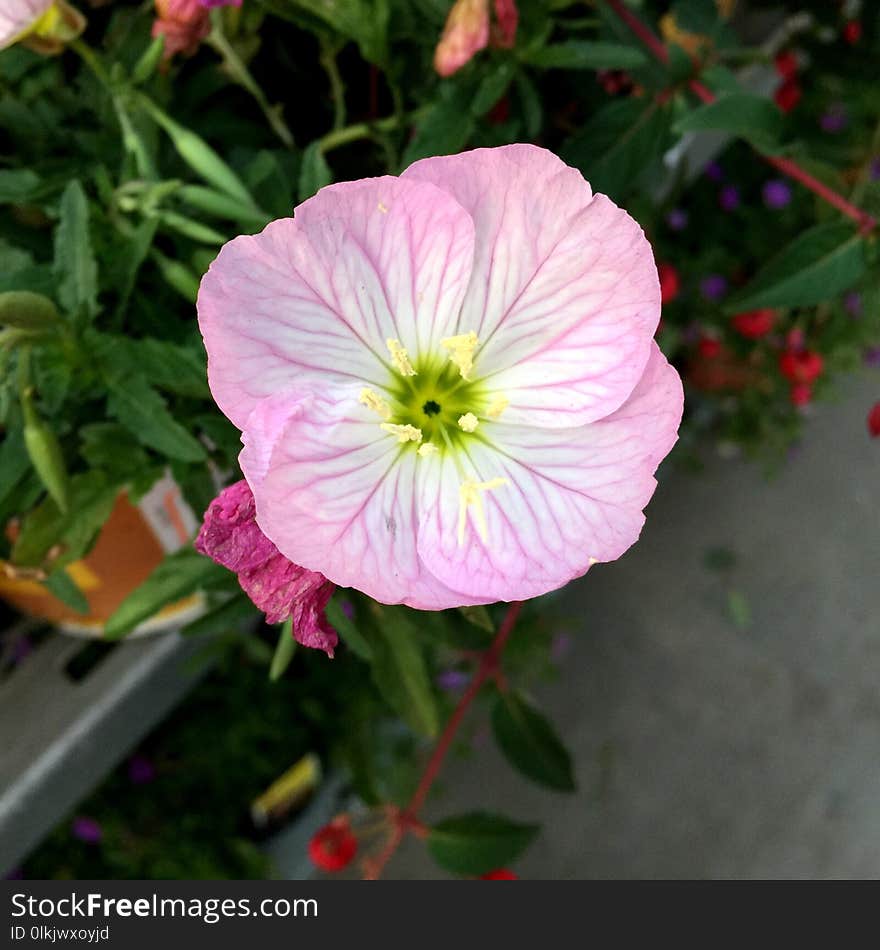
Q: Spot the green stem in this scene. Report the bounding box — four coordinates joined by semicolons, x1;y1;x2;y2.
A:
320;41;347;131
207;15;295;149
317;107;428;154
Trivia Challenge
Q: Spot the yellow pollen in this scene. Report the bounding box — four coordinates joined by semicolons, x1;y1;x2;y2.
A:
486;395;509;419
458;477;509;545
387;338;416;376
359;387;392;420
377;201;389;214
381;423;423;444
417;442;439;458
458;413;479;432
440;331;479;380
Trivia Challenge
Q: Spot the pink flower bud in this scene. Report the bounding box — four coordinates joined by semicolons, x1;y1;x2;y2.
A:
434;0;490;77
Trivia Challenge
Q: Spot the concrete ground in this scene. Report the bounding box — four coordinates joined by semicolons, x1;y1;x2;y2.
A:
390;372;880;879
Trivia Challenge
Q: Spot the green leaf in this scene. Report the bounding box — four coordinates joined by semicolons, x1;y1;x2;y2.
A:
367;605;439;737
562;99;670;201
514;71;542;139
491;691;575;792
0;169;41;204
106;374;206;462
53;180;98;319
269;618;297;681
0;291;60;330
44;568;89;615
0;428;31;511
24;419;68;512
725;223;866;311
673;93;782;150
402;95;475;167
179;593;255;637
12;471;120;568
471;62;515;116
427;812;538;876
521;40;647;70
298;142;333;202
104;548;221;639
458;605;494;633
324;596;372;660
131;34;165;85
176;185;271;228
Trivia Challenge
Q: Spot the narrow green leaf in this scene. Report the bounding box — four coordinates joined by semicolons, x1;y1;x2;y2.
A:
12;471;120;568
112;217;158;320
367;605;439;737
471;62;515;116
521;40;647;70
269;618;297;681
131;35;165;84
298;141;333;202
427;812;539;876
179;593;254;637
458;605;494;633
53;180;98;319
0;169;41;204
673;93;782;150
150;250;200;303
104;549;221;639
157;211;227;245
324;596;372;660
725;223;865;311
176;184;271;228
492;691;576;792
106;374;206;462
44;568;89;614
402;95;475;167
24;419;68;512
0;428;30;510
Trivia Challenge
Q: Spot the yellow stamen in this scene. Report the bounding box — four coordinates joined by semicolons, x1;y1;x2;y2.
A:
458;477;509;545
417;442;439;458
381;423;423;444
359;387;392;420
440;331;479;380
486;395;509;420
377;201;389;214
457;412;479;433
387;338;416;376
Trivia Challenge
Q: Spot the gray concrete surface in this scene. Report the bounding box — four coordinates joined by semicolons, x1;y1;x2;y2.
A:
391;372;880;879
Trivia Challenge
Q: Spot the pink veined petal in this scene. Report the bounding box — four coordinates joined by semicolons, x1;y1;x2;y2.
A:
403;144;660;427
239;387;308;493
417;343;683;602
249;385;493;610
198;175;475;429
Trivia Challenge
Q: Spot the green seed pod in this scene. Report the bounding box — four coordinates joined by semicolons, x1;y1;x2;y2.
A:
24;420;69;513
0;291;60;331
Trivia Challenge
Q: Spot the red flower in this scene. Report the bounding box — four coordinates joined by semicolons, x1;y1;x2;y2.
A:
698;337;722;360
868;402;880;438
843;20;861;45
731;308;775;339
308;819;357;873
658;262;680;304
779;349;823;385
774;50;798;80
790;383;812;407
481;868;518;879
774;79;802;114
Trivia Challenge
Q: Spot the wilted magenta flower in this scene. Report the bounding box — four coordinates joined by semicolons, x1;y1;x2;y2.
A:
820;104;848;133
704;161;724;182
665;208;688;231
198;145;683;609
0;0;84;53
718;185;740;211
127;754;156;785
762;179;792;209
700;274;728;301
864;346;880;369
196;480;338;654
844;291;862;317
152;0;210;59
72;816;103;844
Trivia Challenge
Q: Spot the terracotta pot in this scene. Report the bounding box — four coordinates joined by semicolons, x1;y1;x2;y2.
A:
0;474;203;637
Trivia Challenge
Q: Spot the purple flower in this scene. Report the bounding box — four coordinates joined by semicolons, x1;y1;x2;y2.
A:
820;104;848;134
436;669;471;692
762;179;792;209
844;291;862;317
863;346;880;369
871;157;880;182
127;755;156;786
700;274;728;301
718;185;740;211
72;816;103;844
665;208;688;231
705;161;724;182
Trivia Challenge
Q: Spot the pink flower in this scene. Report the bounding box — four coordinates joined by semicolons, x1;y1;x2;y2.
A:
198;145;683;610
152;0;210;60
0;0;84;53
491;0;518;48
195;480;337;655
433;0;518;77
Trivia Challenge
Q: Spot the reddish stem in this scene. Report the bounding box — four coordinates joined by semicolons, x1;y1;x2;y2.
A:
604;0;877;234
363;601;524;880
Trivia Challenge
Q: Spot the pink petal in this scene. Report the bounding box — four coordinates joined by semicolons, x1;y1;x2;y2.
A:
250;385;492;610
198;176;475;430
417;344;683;601
0;0;52;47
403;145;660;427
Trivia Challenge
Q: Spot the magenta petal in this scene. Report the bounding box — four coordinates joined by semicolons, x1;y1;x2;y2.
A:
195;480;338;654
